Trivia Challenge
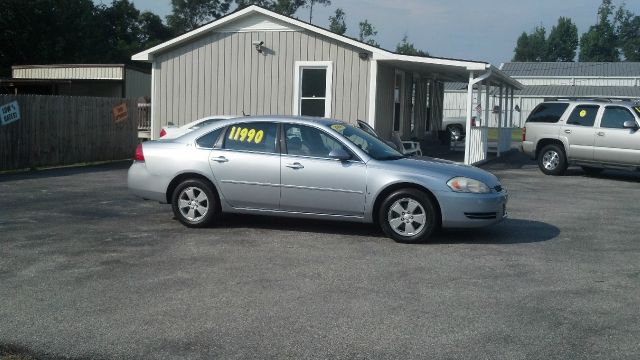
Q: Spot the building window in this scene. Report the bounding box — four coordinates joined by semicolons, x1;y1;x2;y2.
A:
294;61;333;118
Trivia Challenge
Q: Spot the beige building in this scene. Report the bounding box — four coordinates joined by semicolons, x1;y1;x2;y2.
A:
133;5;521;164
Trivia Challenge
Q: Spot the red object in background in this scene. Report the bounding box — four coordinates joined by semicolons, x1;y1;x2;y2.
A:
135;143;145;162
471;117;477;127
159;129;167;138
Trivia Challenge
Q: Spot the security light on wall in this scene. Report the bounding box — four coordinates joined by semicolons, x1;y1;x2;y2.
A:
252;40;264;53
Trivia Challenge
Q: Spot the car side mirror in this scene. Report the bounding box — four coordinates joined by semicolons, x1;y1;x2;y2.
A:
328;148;352;161
623;120;639;130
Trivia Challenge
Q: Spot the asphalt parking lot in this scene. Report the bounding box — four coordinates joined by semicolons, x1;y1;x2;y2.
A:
1;153;639;359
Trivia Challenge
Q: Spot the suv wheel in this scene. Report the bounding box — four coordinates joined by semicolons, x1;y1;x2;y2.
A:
538;144;567;175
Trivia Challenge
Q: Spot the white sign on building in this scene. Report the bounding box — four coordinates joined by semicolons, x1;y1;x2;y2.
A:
1;101;20;126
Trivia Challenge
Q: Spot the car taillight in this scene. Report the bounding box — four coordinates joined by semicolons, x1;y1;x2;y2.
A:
522;127;526;142
159;129;167;138
135;143;145;162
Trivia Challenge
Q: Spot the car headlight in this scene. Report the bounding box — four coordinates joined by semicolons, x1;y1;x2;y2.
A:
447;177;491;193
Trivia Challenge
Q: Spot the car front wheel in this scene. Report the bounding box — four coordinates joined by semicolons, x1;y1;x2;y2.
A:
538;144;567;175
379;189;438;243
171;179;218;227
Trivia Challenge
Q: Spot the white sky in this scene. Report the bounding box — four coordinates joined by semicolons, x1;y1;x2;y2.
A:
96;0;640;65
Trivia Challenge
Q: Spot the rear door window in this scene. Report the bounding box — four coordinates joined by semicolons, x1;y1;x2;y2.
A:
526;103;569;123
566;105;599;127
223;122;278;154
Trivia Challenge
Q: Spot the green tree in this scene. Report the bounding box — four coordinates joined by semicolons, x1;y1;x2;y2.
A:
358;19;378;47
0;0;104;76
139;12;173;48
328;8;346;35
272;0;306;16
396;35;429;56
306;0;330;22
167;0;232;34
579;0;619;61
615;7;640;61
547;17;578;62
512;26;547;61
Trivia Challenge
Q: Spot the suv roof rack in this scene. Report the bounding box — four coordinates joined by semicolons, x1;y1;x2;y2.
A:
543;97;638;103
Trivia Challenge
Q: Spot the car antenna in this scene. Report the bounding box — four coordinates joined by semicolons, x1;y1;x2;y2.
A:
242;110;250;116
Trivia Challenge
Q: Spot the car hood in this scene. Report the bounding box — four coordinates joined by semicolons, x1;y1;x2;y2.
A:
370;156;501;188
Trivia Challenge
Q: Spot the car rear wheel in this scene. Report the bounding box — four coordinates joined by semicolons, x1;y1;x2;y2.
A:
538;144;567;176
171;179;218;227
379;189;438;243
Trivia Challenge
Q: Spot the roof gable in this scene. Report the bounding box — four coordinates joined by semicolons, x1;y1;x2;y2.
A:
216;12;298;32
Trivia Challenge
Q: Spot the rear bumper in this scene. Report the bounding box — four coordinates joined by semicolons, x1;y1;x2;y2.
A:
521;141;535;158
127;161;167;203
436;190;508;229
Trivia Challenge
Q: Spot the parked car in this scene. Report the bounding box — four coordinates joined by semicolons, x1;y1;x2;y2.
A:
521;99;640;175
128;116;507;243
159;115;239;139
442;116;477;141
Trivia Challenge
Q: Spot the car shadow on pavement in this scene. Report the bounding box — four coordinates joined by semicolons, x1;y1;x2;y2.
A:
221;214;385;237
430;218;560;245
221;215;559;245
564;168;640;183
0;160;132;183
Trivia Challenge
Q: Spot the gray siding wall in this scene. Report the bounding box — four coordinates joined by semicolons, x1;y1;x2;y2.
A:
151;30;370;137
125;69;151;99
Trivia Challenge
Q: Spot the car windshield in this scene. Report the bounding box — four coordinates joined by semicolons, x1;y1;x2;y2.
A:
328;123;404;160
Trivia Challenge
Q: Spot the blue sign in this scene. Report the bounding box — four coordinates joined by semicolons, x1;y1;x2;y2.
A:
1;101;20;126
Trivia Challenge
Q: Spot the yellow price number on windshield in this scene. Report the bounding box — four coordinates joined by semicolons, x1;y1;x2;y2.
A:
579;110;587;117
228;126;264;143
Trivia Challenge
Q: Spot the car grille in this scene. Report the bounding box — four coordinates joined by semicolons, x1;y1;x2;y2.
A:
464;212;498;220
494;185;503;192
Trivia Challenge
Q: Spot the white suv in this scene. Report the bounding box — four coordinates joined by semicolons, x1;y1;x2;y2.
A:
521;100;640;175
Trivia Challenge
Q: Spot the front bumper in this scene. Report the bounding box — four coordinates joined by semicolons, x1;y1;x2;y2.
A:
436;190;508;229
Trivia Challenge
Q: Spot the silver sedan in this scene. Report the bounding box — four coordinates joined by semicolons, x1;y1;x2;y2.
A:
128;117;507;243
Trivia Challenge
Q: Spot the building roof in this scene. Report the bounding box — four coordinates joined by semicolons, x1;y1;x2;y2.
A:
132;5;521;89
516;85;640;98
11;64;150;81
501;62;640;77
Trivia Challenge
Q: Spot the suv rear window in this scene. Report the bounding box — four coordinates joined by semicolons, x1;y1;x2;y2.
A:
526;103;569;123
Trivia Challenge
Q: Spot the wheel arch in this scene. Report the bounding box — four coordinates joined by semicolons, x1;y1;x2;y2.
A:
371;182;442;228
166;172;220;207
535;138;566;160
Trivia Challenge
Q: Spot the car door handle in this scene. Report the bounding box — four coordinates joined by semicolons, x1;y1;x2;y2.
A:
564;129;572;134
211;156;228;163
285;162;304;169
597;132;605;136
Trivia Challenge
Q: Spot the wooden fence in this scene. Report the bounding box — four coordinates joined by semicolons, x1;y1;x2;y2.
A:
0;95;138;171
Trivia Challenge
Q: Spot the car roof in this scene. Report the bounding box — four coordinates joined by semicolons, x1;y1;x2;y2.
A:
175;116;350;142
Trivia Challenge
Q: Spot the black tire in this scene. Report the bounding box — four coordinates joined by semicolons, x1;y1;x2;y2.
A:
378;188;438;243
171;179;219;228
538;144;568;176
447;125;464;141
581;166;604;175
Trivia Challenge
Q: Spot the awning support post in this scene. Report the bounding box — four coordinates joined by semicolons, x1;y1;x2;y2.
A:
464;70;491;164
